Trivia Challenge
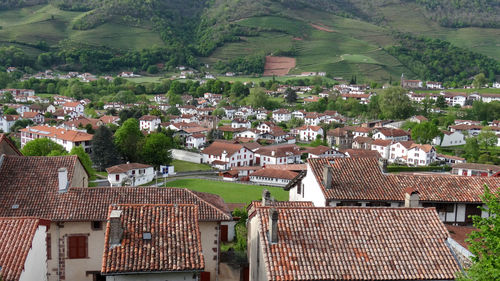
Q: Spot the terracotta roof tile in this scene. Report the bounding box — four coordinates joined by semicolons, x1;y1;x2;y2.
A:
0;217;43;281
250;168;298;180
102;204;204;274
341;149;380;158
309;157;500;203
0;155;231;222
106;163;152;174
452;163;500;172
257;207;460;281
20;125;93;142
202;141;245;157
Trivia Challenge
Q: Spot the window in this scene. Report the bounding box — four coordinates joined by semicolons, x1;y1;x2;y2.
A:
115;174;119;181
68;235;87;259
91;221;102;230
47;234;51;260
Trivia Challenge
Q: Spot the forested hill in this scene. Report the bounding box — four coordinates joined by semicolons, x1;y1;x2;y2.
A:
0;0;499;84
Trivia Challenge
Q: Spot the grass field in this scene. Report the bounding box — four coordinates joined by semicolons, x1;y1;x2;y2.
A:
172;159;211;172
164;178;289;204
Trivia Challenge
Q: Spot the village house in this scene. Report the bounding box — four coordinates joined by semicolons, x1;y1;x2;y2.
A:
0;217;49;281
139;115;161;132
285;157;497;225
254;144;302;166
351;136;374;150
451;163;500;177
401;74;423;88
259;127;288;144
443;92;468;107
256;121;275;133
407;144;437;166
247;202;463;281
8;104;30;115
426;81;443;89
370;139;392;159
353;126;371;137
235;129;261;142
326;127;353;149
63;116;102;131
20;125;93;153
101;204;205;281
304;112;325;126
186;133;207;149
272;109;291;123
231;118;251;129
372;128;409;141
433;130;466;146
307;145;344;158
436;154;466;165
249;168;298;187
409;115;428;123
291;110;306;120
0;115;20;132
106;163;155;187
388;140;414;164
297;125;324;142
449;124;483;136
0;155;231;281
20;111;45;124
202;141;255;169
62;102;85;117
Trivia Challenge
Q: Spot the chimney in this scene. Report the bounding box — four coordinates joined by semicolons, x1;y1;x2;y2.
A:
262;189;271;206
487;169;493;177
404;188;420;208
378;158;388;173
271;150;276;156
322;165;333;189
109;210;123;246
269;208;278;244
58;167;68;192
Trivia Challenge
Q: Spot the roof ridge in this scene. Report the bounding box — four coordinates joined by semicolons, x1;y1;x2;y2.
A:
185;188;231;220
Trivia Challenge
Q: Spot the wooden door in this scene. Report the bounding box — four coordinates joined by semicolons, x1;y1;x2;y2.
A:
220;224;228;242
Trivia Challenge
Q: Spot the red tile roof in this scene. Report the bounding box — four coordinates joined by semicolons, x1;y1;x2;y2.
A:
0;155;231;222
264;164;307;171
250;168;298;180
202;141;245;157
0;217;44;281
102;204;204;274
106;163;152;174
256;206;460;281
309;157;500;203
256;144;301;157
451;163;500;172
341;149;380;158
374;128;409;137
20;125;93;142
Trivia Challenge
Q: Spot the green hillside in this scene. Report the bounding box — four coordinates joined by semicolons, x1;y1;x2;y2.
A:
0;0;498;83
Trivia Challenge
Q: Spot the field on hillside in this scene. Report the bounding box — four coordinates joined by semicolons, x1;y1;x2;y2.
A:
0;4;165;50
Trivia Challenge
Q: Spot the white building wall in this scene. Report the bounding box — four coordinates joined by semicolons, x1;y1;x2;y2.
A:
19;225;47;281
288;165;326;206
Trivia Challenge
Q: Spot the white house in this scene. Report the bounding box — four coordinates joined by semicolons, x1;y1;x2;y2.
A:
106;163;155;187
186;133;206;149
231;118;251;129
426;81;443;89
20;125;93;153
285;157;496;225
432;130;466;147
256;122;275;133
249;168;298;187
291;110;306;120
62;102;85;117
254;144;302;166
388;141;414;163
0;217;49;281
304;113;325;126
139;115;161;132
236;129;260;141
202;141;255;169
370;139;392;159
406;144;436;166
297;125;324;142
444;92;467;107
21;111;45;124
372;128;409;141
0;115;20;133
307;145;344;158
272;109;291;123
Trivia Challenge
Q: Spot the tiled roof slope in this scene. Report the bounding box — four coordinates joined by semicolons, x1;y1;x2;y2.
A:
106;162;152;174
0;155;231;222
309;157;500;203
0;134;22;155
0;217;41;281
250;168;298;180
257;207;460;281
102;204;204;274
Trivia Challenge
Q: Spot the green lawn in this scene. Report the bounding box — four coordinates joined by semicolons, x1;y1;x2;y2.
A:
164;178;289;204
172;159;211;172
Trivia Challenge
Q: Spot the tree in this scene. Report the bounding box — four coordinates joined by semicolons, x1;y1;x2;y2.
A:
21;138;66;156
436;95;447;109
464;137;480;162
378;87;414;119
70;146;95;177
114;118;143;162
246;88;270;109
411;121;441;144
91;126;120;171
477;127;497;150
473;73;487;89
458;186;500;281
166;106;181;116
141;133;173;168
285;87;297;104
3;108;18;115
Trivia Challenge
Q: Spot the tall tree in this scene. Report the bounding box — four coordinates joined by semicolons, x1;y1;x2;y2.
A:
114;118;143;162
21;138;66;156
285;87;297;104
141;133;173;168
464;137;480;162
378;87;414;120
411;121;441;144
458;186;500;281
477;127;497;150
473;73;487;89
91;125;120;171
